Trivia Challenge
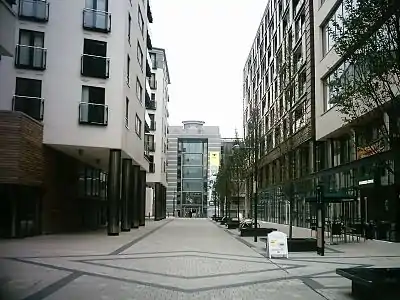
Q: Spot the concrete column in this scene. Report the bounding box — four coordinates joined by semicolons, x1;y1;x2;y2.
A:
309;140;315;174
107;149;121;236
121;159;132;232
139;170;146;226
154;183;161;221
131;165;140;228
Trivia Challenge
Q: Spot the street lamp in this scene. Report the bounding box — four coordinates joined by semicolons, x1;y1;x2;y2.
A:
233;143;259;242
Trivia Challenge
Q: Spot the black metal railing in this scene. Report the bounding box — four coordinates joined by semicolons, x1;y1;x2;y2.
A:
145;99;156;110
82;8;111;33
12;95;44;121
79;102;108;126
18;0;49;22
81;54;110;79
15;44;47;70
149;78;157;89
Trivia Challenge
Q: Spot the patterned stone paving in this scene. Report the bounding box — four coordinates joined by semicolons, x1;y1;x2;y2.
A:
0;218;399;299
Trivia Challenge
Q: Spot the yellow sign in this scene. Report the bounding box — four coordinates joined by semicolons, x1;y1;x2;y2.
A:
209;151;220;167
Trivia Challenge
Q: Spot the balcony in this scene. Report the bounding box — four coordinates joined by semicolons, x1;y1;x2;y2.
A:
81;54;110;79
149;77;157;90
15;44;46;70
79;102;108;126
145;94;156;110
12;95;44;121
82;8;111;33
0;0;16;57
18;0;49;22
147;1;153;23
147;30;152;50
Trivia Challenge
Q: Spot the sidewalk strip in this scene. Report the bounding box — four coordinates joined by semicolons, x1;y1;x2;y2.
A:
109;219;173;255
21;272;82;300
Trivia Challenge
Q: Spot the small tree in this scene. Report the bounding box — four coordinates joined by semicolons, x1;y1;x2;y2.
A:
329;0;400;181
230;129;248;220
243;103;262;233
214;155;232;218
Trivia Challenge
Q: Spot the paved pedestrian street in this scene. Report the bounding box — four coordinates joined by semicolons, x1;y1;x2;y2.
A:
1;219;400;299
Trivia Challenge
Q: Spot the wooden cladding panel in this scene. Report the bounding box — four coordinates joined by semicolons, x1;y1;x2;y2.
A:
0;111;44;185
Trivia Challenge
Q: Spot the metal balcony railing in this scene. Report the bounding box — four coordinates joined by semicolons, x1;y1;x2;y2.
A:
82;8;111;33
18;0;49;22
79;102;108;126
15;44;47;70
81;54;110;79
12;95;44;121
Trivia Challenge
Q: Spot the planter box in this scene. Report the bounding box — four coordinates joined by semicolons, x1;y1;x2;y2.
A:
240;227;276;237
287;238;317;252
226;220;240;229
337;267;400;300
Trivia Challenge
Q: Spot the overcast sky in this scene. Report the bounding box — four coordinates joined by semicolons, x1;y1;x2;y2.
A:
151;0;268;138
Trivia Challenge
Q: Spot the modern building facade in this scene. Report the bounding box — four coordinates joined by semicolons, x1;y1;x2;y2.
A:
167;121;221;218
145;47;170;220
0;0;161;238
0;0;16;57
313;0;399;241
243;0;315;227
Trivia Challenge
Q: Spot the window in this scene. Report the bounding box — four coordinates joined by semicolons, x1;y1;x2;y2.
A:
151;93;156;101
149;113;155;130
83;0;110;32
322;2;347;55
182;167;203;179
150;53;156;69
149;73;157;89
80;85;107;124
14;77;43;120
16;29;45;69
125;97;129;128
127;55;130;85
182;180;203;191
138;6;144;35
182;154;203;166
128;13;131;43
135;114;142;137
137;41;143;70
136;78;143;102
146;134;155;151
82;39;108;78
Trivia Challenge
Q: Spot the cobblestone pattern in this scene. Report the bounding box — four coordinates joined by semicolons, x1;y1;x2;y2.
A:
0;218;399;300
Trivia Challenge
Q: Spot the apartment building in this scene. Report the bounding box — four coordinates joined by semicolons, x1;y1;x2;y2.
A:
0;0;157;238
243;0;315;227
167;121;221;218
144;47;170;221
0;0;16;57
313;0;399;241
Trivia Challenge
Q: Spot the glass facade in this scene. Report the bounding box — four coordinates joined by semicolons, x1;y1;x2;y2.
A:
255;122;399;242
177;138;208;217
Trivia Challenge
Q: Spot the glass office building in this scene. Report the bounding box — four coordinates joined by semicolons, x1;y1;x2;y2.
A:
166;121;221;218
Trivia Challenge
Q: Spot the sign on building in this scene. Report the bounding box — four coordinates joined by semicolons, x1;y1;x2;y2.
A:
267;231;288;259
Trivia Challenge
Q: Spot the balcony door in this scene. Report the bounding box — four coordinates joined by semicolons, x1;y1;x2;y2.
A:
19;0;47;19
81;86;105;124
83;39;107;78
18;29;44;68
15;78;43;120
85;0;108;29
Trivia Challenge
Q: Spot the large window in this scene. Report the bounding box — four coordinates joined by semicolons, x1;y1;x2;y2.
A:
182;153;203;166
182;192;202;205
322;1;351;55
323;60;354;111
182;141;203;153
182;166;203;179
182;179;203;191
